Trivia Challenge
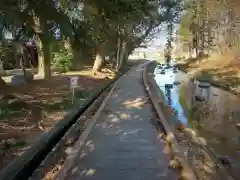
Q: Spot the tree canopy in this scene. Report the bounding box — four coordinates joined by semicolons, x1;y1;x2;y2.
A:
179;0;240;58
0;0;183;79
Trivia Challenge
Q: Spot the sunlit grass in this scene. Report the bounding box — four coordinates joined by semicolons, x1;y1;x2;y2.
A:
178;53;240;91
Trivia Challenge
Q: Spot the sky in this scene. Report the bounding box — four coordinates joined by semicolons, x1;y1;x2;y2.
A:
150;31;167;47
147;24;179;49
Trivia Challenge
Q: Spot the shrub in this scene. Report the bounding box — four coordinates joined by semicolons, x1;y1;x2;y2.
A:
52;51;73;73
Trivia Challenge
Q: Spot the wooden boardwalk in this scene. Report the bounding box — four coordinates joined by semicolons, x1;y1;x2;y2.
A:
56;64;178;180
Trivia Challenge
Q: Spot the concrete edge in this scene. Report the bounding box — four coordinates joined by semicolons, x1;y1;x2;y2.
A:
142;61;198;180
176;65;236;180
55;66;134;180
29;86;109;179
0;76;119;180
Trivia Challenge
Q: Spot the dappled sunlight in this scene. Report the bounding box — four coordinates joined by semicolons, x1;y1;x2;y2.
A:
65;71;93;76
80;168;96;176
163;144;172;155
121;129;142;137
85;140;95;152
56;66;179;179
70;167;79;175
0;68;110;170
122;97;146;109
79;151;87;160
107;114;120;122
180;54;240;92
65;68;116;80
14;145;31;156
70;167;97;178
119;113;130;119
96;112;147;137
45;111;67;122
135;67;145;72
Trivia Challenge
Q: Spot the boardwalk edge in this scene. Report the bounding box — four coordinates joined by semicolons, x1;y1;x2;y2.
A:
55;66;134;180
142;61;198;180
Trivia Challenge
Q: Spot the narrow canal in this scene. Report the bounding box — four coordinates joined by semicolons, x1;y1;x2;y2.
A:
153;64;240;179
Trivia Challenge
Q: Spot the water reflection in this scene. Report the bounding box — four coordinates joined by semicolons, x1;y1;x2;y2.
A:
153;65;240;178
165;88;171;105
154;69;189;127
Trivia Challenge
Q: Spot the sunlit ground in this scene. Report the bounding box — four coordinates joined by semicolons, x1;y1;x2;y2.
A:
178;53;240;93
0;69;111;171
53;66;179;180
55;96;178;180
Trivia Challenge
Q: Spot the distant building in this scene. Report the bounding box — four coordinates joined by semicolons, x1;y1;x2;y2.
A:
129;47;161;60
129;48;148;59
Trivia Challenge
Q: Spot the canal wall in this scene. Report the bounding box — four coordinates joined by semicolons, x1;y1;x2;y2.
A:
147;61;236;180
178;73;240;180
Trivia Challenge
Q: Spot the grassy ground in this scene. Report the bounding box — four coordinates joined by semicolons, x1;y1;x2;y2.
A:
0;67;115;170
176;53;240;95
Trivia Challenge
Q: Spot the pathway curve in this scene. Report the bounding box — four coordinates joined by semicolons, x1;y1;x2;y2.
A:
56;63;178;180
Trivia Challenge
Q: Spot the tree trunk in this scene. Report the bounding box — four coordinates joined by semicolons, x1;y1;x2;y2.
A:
115;37;122;70
37;36;51;79
64;38;71;52
116;39;130;71
0;77;8;91
19;52;27;80
92;45;105;74
188;43;193;58
71;49;93;70
71;49;83;70
92;52;104;74
0;59;5;76
118;42;127;70
67;38;82;70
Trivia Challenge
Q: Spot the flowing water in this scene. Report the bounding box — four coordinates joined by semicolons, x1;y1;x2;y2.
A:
153;65;240;178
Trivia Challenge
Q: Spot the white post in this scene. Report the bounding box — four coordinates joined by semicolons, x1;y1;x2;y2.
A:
72;87;75;104
70;76;78;104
